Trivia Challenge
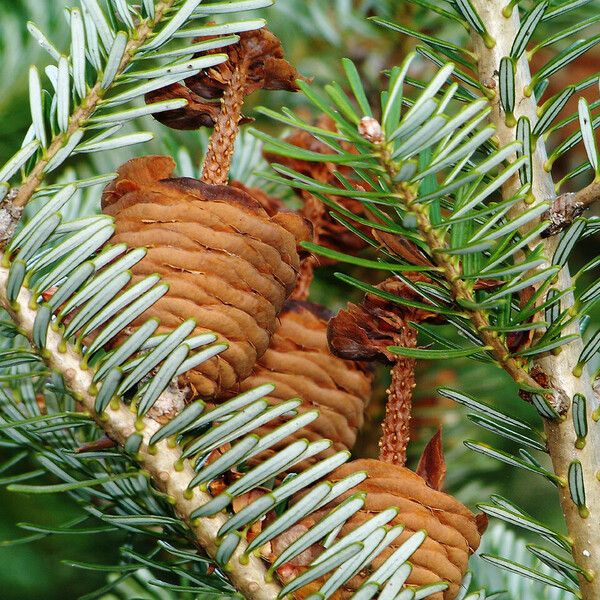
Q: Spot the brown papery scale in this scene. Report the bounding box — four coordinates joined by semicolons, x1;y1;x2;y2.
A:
221;300;373;472
146;27;303;185
101;155;310;400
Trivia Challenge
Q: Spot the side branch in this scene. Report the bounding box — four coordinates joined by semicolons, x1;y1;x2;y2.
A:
12;0;176;209
574;180;600;211
0;263;281;600
378;151;545;397
542;181;600;237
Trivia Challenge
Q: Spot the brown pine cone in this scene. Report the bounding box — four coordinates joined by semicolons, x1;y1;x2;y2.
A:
101;155;310;400
276;459;483;600
226;300;373;470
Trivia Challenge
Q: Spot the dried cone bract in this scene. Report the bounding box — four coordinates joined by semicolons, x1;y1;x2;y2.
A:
278;457;483;600
146;27;302;131
228;300;372;469
101;156;310;399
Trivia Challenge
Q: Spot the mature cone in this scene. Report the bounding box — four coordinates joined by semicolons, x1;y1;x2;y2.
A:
228;300;373;470
276;457;484;600
101;155;310;400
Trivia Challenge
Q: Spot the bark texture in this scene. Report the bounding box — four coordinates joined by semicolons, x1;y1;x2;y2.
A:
470;3;600;597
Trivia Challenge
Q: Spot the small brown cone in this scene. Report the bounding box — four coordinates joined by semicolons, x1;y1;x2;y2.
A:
277;455;484;600
101;155;310;400
225;300;373;471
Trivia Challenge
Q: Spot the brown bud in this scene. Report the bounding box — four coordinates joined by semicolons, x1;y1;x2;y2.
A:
76;437;117;453
416;428;447;491
0;200;22;248
541;192;585;237
358;116;384;144
144;82;223;130
101;156;311;400
371;229;433;266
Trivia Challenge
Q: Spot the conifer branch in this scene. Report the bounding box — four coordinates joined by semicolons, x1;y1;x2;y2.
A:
12;0;176;209
376;148;544;396
0;260;282;600
470;3;600;597
574;180;600;213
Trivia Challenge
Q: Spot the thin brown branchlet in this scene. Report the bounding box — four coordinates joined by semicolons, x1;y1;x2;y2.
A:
542;180;600;237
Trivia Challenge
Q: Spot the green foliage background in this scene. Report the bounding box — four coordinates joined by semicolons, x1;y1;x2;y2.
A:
0;1;597;599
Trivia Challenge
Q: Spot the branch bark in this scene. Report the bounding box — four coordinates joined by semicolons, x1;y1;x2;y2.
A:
542;180;600;237
470;3;600;597
0;262;282;600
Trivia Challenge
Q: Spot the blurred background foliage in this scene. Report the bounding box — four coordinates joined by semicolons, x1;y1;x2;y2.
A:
0;0;598;598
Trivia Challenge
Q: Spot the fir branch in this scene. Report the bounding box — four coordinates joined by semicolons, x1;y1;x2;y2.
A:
469;2;600;598
567;180;600;216
374;141;545;396
12;0;177;209
0;262;282;600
